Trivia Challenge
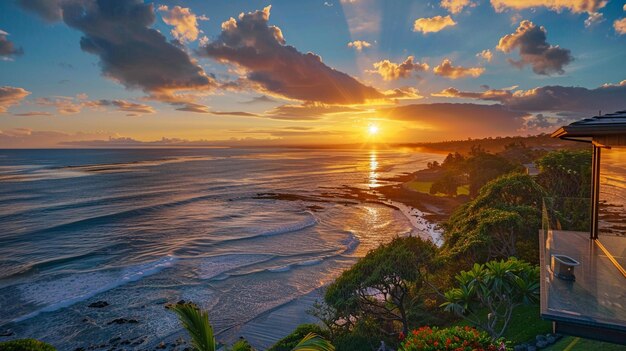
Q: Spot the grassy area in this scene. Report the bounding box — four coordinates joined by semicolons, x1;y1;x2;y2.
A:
404;181;470;196
544;336;625;351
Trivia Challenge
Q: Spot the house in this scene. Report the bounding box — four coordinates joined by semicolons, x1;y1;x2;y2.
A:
542;110;626;345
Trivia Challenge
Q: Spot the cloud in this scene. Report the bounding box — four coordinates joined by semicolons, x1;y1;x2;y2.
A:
240;95;277;104
379;103;530;139
93;99;155;115
0;128;115;148
584;12;604;27
615;18;626;35
13;111;53;117
264;103;364;120
476;49;493;62
489;0;607;14
0;30;24;59
368;56;429;80
440;0;475;14
383;87;424;100
0;86;31;113
34;95;156;115
199;6;383;104
433;59;484;79
158;5;200;42
19;0;214;101
347;40;372;51
413;15;456;33
432;80;626;117
497;20;573;75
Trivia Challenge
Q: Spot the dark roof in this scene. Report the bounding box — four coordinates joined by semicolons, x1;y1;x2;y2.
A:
552;110;626;139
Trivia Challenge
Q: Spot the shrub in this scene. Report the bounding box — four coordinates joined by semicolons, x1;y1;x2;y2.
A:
0;339;56;351
399;326;503;351
268;324;330;351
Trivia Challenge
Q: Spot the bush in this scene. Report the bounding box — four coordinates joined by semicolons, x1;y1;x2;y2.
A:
399;326;503;351
0;339;56;351
268;324;330;351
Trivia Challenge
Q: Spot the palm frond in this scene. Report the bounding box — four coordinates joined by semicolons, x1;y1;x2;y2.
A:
291;333;335;351
170;303;216;351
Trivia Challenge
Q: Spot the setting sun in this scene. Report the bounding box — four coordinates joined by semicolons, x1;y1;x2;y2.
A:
368;124;380;135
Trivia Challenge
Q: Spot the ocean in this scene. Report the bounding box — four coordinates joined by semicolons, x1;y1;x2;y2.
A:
0;148;442;350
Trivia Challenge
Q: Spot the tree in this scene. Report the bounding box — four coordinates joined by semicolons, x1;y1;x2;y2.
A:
443;174;546;265
464;151;520;197
441;258;540;339
535;149;592;198
324;237;437;337
430;171;459;196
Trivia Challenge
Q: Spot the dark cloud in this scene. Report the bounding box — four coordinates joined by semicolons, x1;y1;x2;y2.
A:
93;99;155;114
199;6;384;104
19;0;214;100
497;20;573;75
0;30;24;59
433;80;626;117
13;111;53;117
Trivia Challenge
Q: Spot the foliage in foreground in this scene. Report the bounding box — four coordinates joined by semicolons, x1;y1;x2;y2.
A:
443;173;546;265
324;236;438;337
0;339;56;351
441;258;540;339
171;303;334;351
268;324;330;351
399;326;504;351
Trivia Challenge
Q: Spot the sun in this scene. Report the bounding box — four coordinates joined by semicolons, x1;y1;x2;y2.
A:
368;124;379;135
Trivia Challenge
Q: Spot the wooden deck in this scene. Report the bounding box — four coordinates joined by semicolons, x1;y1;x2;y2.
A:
540;230;626;331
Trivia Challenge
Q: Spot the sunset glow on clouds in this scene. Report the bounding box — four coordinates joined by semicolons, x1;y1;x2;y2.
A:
0;0;625;147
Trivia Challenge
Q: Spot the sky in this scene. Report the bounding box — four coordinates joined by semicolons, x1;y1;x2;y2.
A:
0;0;625;147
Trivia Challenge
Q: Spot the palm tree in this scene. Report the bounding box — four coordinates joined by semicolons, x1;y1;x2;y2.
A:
170;303;216;351
170;303;334;351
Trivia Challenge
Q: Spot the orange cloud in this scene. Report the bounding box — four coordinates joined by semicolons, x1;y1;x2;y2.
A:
433;59;484;79
158;5;201;42
369;56;429;80
441;0;475;14
0;86;31;113
476;49;493;62
490;0;607;14
615;18;626;35
413;15;456;33
347;40;372;51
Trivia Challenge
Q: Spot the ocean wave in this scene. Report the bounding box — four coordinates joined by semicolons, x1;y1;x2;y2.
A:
10;255;177;323
341;231;360;254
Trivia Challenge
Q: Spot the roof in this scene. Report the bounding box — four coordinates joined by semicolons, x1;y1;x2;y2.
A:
552;110;626;139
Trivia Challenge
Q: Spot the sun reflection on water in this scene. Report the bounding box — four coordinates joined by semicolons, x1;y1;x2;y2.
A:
369;150;378;188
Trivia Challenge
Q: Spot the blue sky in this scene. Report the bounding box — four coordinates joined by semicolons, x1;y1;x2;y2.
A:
0;0;625;147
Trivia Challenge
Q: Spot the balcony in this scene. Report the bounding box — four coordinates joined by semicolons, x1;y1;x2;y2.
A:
540;197;626;344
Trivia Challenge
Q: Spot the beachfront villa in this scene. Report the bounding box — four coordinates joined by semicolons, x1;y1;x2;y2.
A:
541;110;626;344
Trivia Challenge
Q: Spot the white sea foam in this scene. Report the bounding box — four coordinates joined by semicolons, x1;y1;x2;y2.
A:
256;213;318;237
386;200;444;247
12;255;177;323
196;254;272;280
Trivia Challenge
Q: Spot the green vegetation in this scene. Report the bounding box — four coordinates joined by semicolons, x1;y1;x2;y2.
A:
399;326;502;351
268;324;330;351
544;336;626;351
324;236;439;336
170;303;217;351
170;303;334;351
535;149;592;198
442;258;540;339
405;180;469;197
0;339;56;351
443;174;546;265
